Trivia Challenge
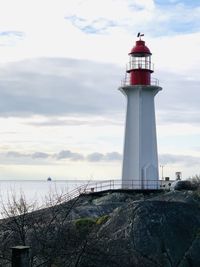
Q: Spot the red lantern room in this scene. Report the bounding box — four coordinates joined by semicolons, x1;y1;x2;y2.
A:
126;33;154;85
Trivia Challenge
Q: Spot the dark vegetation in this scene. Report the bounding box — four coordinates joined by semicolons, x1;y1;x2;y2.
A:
1;175;200;266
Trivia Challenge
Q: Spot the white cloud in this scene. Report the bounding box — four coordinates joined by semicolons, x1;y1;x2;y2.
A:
159;153;200;167
56;150;84;161
0;0;199;72
0;58;123;117
0;57;200;129
0;0;199;179
0;149;123;164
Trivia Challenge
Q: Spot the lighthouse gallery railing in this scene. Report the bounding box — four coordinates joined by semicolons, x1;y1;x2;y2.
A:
121;75;159;86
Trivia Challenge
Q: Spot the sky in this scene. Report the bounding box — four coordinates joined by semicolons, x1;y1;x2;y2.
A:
0;0;200;180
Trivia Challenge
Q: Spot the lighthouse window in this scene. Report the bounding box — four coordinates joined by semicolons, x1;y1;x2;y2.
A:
128;56;152;71
145;57;148;69
138;58;142;68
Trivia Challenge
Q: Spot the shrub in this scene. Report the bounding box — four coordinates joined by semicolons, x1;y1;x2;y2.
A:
96;215;110;225
173;180;197;191
75;217;96;229
190;175;200;189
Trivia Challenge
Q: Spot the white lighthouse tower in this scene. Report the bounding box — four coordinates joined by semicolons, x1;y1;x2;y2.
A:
120;34;162;189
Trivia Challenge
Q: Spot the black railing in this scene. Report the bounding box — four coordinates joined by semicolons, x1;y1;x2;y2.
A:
121;74;159;86
60;179;169;201
35;179;171;211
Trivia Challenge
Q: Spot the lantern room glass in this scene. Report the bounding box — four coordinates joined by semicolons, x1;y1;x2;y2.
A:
128;55;153;71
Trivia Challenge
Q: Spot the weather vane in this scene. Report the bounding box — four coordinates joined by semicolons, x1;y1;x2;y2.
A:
137;32;144;40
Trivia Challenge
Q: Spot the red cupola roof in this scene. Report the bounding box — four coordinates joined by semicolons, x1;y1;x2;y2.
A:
129;40;152;56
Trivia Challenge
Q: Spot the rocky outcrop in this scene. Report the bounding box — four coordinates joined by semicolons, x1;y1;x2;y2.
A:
97;200;200;267
68;191;200;267
1;190;200;266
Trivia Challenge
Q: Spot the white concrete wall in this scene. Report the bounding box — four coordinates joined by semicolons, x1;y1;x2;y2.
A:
120;85;162;189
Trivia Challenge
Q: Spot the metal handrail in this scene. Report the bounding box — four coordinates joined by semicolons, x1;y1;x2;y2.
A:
59;179;168;202
151;77;159;86
121;75;159;87
7;179;171;216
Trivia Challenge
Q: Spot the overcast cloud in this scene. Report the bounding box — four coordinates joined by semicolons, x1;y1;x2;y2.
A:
0;150;122;164
0;58;199;126
159;153;200;167
0;58;123;117
0;0;200;179
1;150;199;170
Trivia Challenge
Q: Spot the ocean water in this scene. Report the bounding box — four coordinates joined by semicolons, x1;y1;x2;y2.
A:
0;180;91;209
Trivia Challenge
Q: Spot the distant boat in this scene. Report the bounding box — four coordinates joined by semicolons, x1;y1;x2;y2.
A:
47;177;52;181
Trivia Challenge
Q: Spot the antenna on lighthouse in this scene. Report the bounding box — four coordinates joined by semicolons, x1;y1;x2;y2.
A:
137;32;144;40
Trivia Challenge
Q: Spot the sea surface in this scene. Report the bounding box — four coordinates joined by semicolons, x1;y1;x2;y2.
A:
0;180;91;210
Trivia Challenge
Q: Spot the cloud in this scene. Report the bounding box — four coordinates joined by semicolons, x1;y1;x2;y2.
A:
6;151;50;160
55;150;84;161
63;0;200;37
159;153;200;167
6;151;28;158
0;149;122;164
32;152;49;159
0;57;199;127
144;2;200;36
65;16;117;34
0;31;25;46
87;152;104;162
104;152;122;161
1;149;200;169
0;56;199;131
0;31;24;38
27;117;123;127
0;0;199;65
0;58;123;118
154;71;200;125
0;0;199;180
87;152;122;162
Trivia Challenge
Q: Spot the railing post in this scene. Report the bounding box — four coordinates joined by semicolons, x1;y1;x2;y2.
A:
11;246;30;267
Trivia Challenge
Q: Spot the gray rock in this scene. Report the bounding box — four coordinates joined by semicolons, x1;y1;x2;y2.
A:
1;190;200;267
78;192;200;267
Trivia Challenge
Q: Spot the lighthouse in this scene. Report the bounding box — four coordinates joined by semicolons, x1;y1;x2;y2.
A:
120;34;162;189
